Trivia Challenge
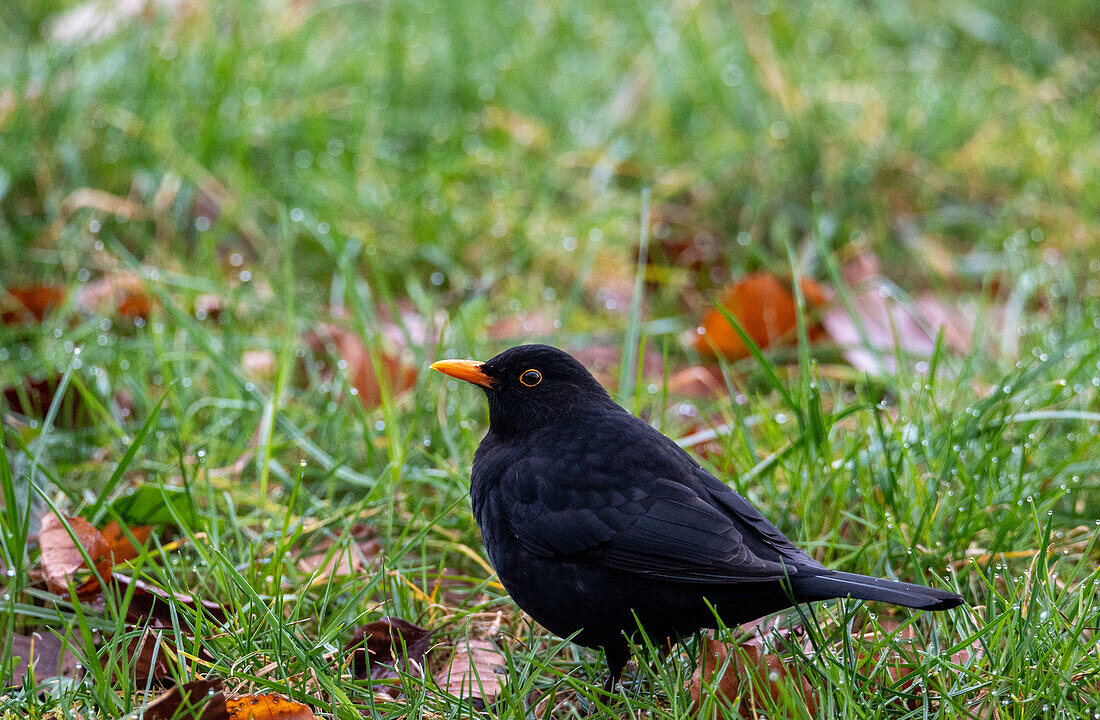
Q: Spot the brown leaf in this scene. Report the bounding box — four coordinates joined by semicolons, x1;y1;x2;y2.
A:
297;524;380;581
7;631;82;687
2;374;88;428
689;634;817;718
76;272;153;320
1;285;66;325
104;629;174;686
434;636;506;705
342;617;432;698
303;322;416;407
144;675;314;719
113;573;229;626
39;515;151;596
144;678;225;719
694;273;829;359
39;514;109;593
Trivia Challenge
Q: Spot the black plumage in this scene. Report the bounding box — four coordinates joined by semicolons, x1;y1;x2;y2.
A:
432;344;962;691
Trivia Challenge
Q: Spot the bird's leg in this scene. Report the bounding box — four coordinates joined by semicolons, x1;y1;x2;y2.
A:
601;643;628;695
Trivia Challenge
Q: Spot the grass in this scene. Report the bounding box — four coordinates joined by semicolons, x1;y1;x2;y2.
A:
2;0;1100;717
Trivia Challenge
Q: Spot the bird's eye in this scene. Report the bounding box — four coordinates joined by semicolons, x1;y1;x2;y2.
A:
519;369;542;387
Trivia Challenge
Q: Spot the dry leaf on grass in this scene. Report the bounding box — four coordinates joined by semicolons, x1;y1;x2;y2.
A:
820;255;976;375
297;524;380;580
7;631;82;687
39;514;109;593
215;694;315;720
113;573;229;626
694;272;830;359
145;678;315;720
1;286;66;324
2;374;88;428
689;633;817;719
76;271;153;320
115;629;175;685
39;514;151;595
434;636;507;706
342;617;433;698
304;322;416;408
144;678;225;719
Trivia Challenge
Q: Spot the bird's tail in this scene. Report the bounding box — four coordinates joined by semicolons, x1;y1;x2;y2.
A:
794;570;963;611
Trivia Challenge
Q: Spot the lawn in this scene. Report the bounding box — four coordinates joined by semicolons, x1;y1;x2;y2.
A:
1;0;1098;717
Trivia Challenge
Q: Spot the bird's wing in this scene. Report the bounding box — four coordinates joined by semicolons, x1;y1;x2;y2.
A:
502;456;797;584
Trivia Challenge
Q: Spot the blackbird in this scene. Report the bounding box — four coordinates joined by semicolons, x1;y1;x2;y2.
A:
432;344;963;692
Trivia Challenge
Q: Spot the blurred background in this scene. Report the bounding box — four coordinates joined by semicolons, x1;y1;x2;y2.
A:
3;0;1098;320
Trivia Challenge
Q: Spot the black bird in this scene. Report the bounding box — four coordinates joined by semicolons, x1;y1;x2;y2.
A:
432;344;962;692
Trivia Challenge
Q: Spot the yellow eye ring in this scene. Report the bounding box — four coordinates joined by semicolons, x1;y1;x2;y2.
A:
519;369;542;387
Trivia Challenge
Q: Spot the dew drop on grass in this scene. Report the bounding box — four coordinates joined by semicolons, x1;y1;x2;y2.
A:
375;420;385;431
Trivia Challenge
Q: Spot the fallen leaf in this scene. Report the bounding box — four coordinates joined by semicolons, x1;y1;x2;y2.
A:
434;636;506;705
6;631;81;687
144;678;224;719
343;617;432;699
39;514;109;593
113;573;228;626
76;272;153;320
2;374;88;428
39;515;151;595
100;521;152;566
106;629;174;686
297;524;380;581
303;322;416;407
1;285;66;324
694;273;829;359
221;694;315;720
820;258;975;375
689;634;817;718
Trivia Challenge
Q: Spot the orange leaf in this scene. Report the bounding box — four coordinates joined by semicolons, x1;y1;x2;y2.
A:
99;521;152;566
222;695;315;720
1;285;66;324
695;273;829;359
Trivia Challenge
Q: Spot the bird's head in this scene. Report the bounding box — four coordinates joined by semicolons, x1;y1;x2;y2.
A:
431;344;615;436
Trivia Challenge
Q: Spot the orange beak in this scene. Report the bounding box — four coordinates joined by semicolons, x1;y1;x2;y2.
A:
430;359;495;388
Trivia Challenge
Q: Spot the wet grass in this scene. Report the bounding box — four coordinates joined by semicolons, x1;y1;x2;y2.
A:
2;0;1100;717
